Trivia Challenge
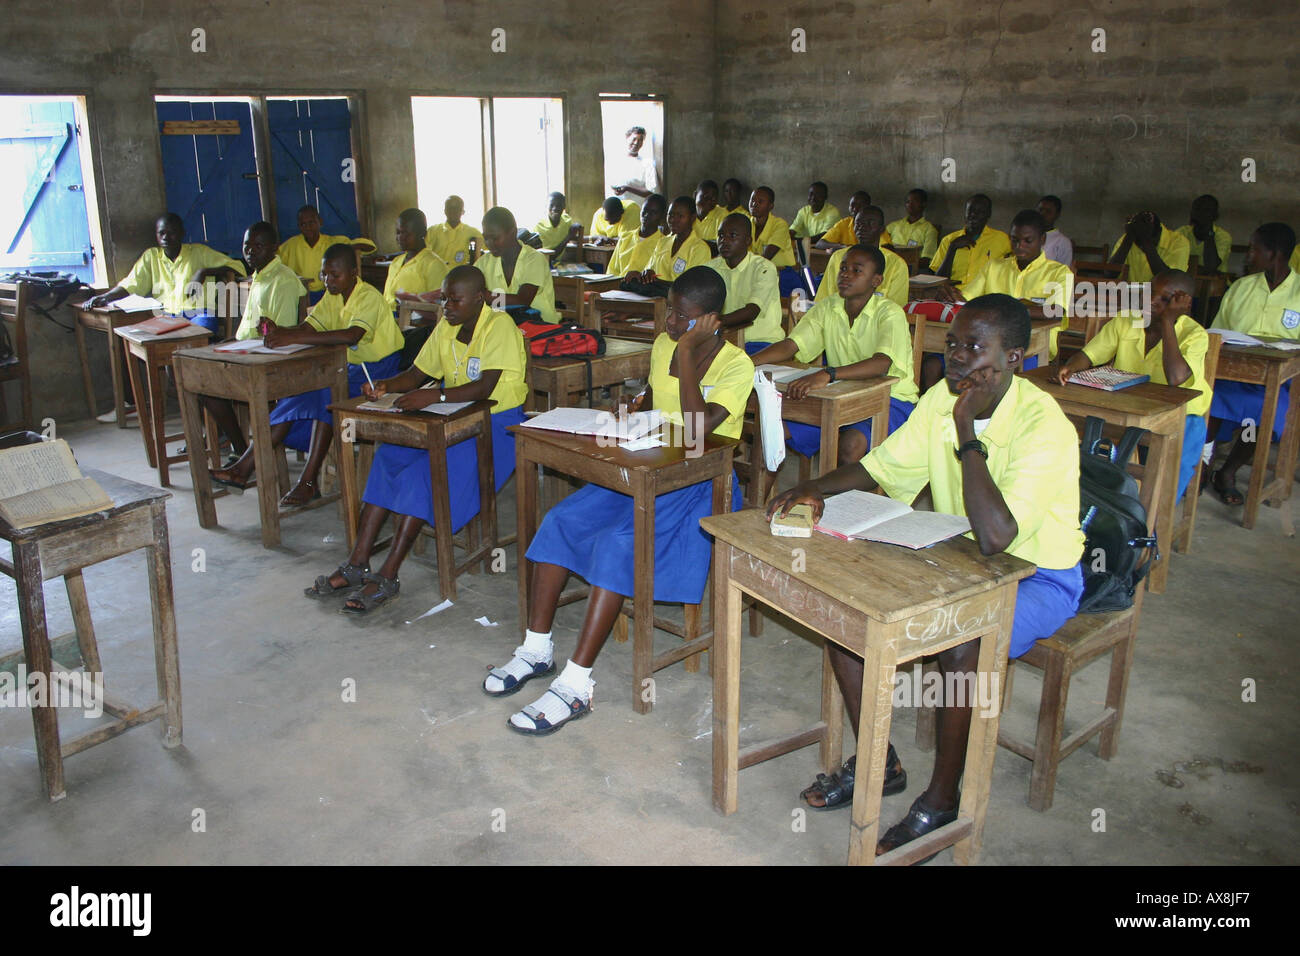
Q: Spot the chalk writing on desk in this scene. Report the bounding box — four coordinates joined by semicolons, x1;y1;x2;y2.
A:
904;596;1003;646
734;551;849;639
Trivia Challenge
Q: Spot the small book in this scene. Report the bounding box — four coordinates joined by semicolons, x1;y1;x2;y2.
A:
521;406;664;443
908;274;950;287
0;440;114;530
600;290;656;302
357;392;402;412
106;294;165;312
815;490;971;550
120;315;196;337
212;340;312;355
1067;366;1150;391
770;503;814;537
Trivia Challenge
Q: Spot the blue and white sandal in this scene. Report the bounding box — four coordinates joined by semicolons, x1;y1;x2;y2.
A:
483;652;555;697
507;682;592;736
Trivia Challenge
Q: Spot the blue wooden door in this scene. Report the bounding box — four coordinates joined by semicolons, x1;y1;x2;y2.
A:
155;100;263;259
267;98;360;238
0;98;95;282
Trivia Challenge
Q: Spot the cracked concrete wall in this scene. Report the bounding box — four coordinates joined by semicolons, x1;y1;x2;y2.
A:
714;0;1299;255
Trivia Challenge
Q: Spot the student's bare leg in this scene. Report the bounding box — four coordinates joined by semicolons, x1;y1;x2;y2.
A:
345;513;423;608
570;587;628;668
837;426;869;468
919;639;978;812
283;421;332;504
527;562;570;633
213;422;291;481
200;395;247;455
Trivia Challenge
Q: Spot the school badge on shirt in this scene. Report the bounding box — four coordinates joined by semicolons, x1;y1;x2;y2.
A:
467;357;481;380
455;251;466;263
673;257;687;275
1282;309;1300;331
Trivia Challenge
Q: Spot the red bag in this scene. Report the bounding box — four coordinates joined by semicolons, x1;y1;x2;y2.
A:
517;320;606;358
905;301;962;324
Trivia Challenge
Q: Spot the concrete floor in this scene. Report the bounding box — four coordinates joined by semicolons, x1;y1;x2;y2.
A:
1;412;1297;866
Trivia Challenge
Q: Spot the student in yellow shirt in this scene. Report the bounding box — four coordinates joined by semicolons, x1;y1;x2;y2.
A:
693;179;728;243
210;244;403;505
709;213;784;354
960;209;1074;364
426;195;484;267
589;197;640;244
790;181;842;243
85;212;246;323
753;246;918;466
1206;223;1300;504
930;194;1012;285
721;178;748;216
277;206;360;302
532;191;582;258
475;206;560;323
815;206;908;307
633;195;712;295
815;190;871;250
1058;270;1208;500
1108;210;1190;284
200;221;306;461
748;185;796;270
485;267;753;733
1175;195;1231;274
610;193;667;278
885;188;940;270
768;294;1084;852
305;266;528;613
382;208;449;313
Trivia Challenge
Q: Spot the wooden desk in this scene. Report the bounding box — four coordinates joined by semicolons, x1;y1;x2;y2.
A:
74;304;142;426
361;257;391;289
1020;365;1198;593
511;425;737;713
1;469;183;800
809;247;831;275
581;244;615;269
907;312;1054;369
1214;339;1300;531
553;273;621;327
172;343;348;548
909;277;955;302
397;299;441;330
527;338;652;411
116;323;212;487
330;396;497;601
702;509;1032;865
597;293;666;342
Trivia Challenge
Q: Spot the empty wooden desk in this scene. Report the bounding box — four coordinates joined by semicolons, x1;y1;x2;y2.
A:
1213;338;1300;531
553;273;620;326
330;396;498;601
581;244;615;270
596;292;666;341
397;299;441;330
702;508;1032;865
1;469;183;800
172;343;348;548
511;425;737;713
1020;365;1198;593
74;303;144;426
527;338;652;411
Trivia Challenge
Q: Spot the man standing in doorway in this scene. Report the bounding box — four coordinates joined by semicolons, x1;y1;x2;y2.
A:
610;126;659;201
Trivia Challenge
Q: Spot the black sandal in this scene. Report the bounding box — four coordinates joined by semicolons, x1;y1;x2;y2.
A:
799;745;908;811
342;573;400;614
877;794;960;864
304;562;368;599
1210;468;1244;506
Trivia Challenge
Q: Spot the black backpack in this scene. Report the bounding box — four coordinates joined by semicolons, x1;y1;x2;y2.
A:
1077;416;1158;613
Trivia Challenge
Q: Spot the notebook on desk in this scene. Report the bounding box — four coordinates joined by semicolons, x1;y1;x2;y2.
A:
1067;366;1150;391
815;490;971;550
0;440;113;530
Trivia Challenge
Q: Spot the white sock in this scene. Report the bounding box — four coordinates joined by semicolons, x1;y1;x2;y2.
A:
483;630;554;694
509;663;594;730
1202;441;1215;465
556;659;593;694
521;629;553;661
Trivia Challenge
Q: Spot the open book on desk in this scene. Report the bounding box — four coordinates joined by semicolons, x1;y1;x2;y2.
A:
0;439;114;530
815;490;971;550
105;294;165;312
356;391;473;415
212;340;312;355
520;406;664;443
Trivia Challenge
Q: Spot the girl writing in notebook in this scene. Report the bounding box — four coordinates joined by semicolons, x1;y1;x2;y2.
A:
483;266;754;735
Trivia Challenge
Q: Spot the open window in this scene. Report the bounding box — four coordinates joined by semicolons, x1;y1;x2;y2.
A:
599;94;664;200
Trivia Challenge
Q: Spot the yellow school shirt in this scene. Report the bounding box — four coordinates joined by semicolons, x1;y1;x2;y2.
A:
821;217;893;248
1175;224;1231;269
534;212;574;250
707;252;783;345
304;280;402;365
475;244;559;324
382;247;449;311
1083;313;1210;417
590;200;640;239
963;252;1074;356
120;244;246;314
885;217;940;259
279;233;350;292
1211;268;1300;339
609;229;664;276
750;214;796;269
861;375;1085;569
648;333;755;440
789;295;919;404
931;227;1013;286
413;304;528;411
790;203;842;239
426;221;484;267
1290;249;1300;274
235;256;306;340
693;205;729;243
1109;224;1190;284
816;245;908;307
649;232;712;282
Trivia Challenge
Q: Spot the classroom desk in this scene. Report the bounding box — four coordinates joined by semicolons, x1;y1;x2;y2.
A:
74;303;141;426
116;322;212;488
397;298;441;330
1213;339;1300;531
172;343;348;548
361;258;391;290
596;292;666;341
701;509;1032;865
1020;365;1199;593
907;311;1055;369
1;469;182;801
908;277;956;302
808;247;831;275
581;244;615;270
330;396;497;601
553;273;621;326
511;425;737;714
527;337;652;411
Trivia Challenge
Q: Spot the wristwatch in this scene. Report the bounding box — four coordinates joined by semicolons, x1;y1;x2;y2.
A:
825;365;837;382
954;438;988;462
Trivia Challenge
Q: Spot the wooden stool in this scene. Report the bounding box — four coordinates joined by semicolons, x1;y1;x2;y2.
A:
1172;333;1223;554
117;324;211;487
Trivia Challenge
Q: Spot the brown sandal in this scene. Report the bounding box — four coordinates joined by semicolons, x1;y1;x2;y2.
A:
211;466;255;490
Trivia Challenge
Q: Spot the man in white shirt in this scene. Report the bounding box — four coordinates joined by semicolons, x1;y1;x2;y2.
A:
1037;195;1073;266
609;126;659;201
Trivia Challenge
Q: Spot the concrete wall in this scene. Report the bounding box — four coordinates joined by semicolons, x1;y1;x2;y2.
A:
715;0;1300;253
0;0;716;424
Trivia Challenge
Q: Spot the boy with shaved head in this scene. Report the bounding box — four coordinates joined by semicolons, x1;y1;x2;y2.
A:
426;196;483;267
931;194;1012;286
709;212;784;353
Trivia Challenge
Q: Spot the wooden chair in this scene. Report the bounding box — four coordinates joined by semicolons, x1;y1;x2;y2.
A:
0;282;33;433
890;245;921;275
1071;244;1109;263
1072;260;1126;282
1192;271;1229;326
1172;332;1223;554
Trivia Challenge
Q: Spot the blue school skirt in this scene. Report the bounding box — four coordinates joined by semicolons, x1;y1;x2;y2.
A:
276;352;403;452
1178;414;1208;502
1010;563;1084;659
744;341;775;356
525;472;744;605
786;397;915;459
778;267;806;297
360;405;525;532
1210;381;1289;443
